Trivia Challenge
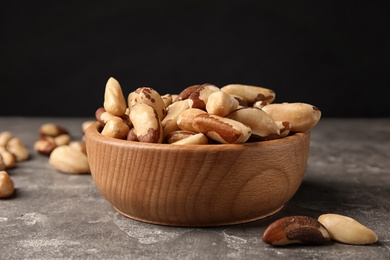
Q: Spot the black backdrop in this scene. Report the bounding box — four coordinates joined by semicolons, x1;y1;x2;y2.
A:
1;1;389;117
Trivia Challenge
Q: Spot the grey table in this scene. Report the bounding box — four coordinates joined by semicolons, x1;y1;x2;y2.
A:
1;117;389;260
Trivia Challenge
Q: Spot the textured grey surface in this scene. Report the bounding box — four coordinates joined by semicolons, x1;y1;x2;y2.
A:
0;117;389;259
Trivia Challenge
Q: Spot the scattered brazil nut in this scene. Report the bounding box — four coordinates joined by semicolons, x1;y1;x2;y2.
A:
6;137;29;161
0;150;16;169
49;145;90;174
34;137;57;156
262;216;331;246
318;213;378;245
0;131;13;148
39;123;69;138
0;170;14;198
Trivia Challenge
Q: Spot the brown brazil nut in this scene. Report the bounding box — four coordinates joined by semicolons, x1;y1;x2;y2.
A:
174;84;201;102
193;114;251;144
161;100;190;138
262;216;331;246
221;84;276;104
187;83;220;109
227;107;280;140
176;108;207;133
262;102;321;132
128;87;166;121
130;103;163;143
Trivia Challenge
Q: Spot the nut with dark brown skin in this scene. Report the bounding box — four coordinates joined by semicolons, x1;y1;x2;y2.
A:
187;83;220;109
192;113;251;144
39;123;69;138
262;216;331;246
128;87;166;121
174;84;202;102
34;137;57;156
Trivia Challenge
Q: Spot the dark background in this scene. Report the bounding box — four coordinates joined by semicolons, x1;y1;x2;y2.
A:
1;1;389;117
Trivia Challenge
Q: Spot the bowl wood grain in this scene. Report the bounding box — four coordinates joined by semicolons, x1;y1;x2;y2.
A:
85;122;310;226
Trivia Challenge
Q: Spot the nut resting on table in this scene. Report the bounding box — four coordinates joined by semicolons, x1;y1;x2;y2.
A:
33;122;93;174
95;77;322;144
262;214;378;246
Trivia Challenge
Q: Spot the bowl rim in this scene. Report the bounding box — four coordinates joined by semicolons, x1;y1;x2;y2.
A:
85;122;309;151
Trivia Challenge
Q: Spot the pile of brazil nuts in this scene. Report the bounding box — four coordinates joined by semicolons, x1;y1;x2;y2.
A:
33;122;93;174
0;131;30;198
96;77;321;145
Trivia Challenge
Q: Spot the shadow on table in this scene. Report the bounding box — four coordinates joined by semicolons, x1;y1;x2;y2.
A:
226;176;386;230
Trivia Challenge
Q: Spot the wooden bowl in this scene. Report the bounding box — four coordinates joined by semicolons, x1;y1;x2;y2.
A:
85;122;310;227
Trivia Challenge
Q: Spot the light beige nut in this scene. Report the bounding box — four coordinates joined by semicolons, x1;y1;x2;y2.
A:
318;213;378;245
206;91;239;117
275;121;291;138
101;117;130;139
262;216;331;246
129;103;163;143
165;130;198;144
192;114;251;144
161;94;173;108
262;102;321;132
128;87;166;121
161;100;190;137
0;171;14;198
171;133;208;145
177;108;207;133
54;134;71;146
39;123;69;137
6;138;29;161
0;131;13;148
174;84;201;102
49;145;90;174
95;107;132;127
81;121;96;134
227;107;280;141
68;141;87;155
188;83;220;109
221;84;276;104
34;137;57;156
0;150;15;169
103;77;127;116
